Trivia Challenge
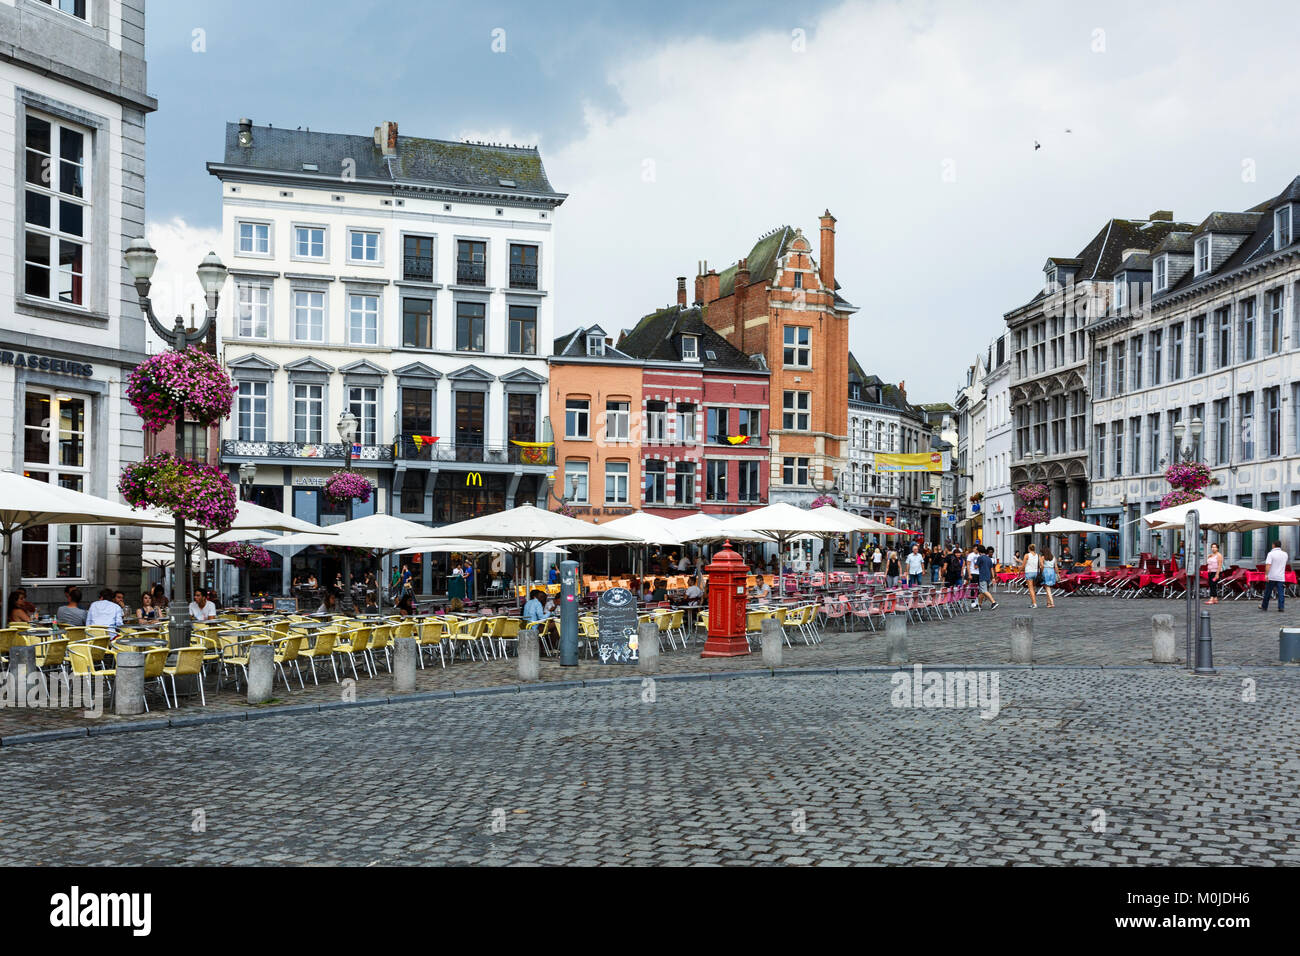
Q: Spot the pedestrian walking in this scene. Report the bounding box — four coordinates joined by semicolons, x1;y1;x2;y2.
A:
905;544;924;588
1021;544;1040;609
1260;541;1288;612
1205;543;1222;605
973;546;999;610
1041;548;1058;608
885;548;901;588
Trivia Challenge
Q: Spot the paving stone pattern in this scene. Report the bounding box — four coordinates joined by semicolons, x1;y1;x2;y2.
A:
0;665;1298;865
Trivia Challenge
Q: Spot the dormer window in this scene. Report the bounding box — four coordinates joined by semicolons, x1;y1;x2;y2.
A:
586;334;605;357
681;335;699;362
1276;206;1293;251
1113;275;1127;311
1044;268;1057;292
1153;256;1167;293
1194;236;1211;275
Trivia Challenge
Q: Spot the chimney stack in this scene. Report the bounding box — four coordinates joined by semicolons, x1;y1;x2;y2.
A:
374;121;399;157
819;210;836;290
676;276;687;307
1148;209;1173;221
237;117;253;148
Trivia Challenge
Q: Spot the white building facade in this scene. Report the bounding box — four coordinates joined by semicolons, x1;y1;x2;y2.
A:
1088;176;1300;563
981;332;1016;563
844;354;931;533
208;120;565;592
1;0;154;608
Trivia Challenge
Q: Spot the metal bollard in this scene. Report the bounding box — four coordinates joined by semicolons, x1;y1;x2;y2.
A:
247;644;274;704
393;637;418;692
517;628;540;682
637;622;659;675
885;615;908;664
1151;614;1177;663
1194;609;1216;675
1010;615;1033;664
760;617;784;667
115;651;146;716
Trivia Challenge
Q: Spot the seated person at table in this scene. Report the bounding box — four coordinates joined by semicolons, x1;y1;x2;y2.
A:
189;589;219;622
752;575;772;601
522;589;548;623
137;591;162;623
6;590;32;624
114;590;132;619
362;592;380;613
685;579;703;602
315;590;339;615
1060;546;1074;575
650;579;668;603
396;594;416;616
544;594;557;615
150;584;170;613
86;587;124;635
57;586;88;627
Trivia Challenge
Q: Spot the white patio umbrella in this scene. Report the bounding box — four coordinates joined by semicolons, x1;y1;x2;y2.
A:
715;502;855;593
1143;499;1299;533
1009;516;1119;536
268;512;437;610
0;470;171;626
600;512;686;597
670;512;768;543
141;545;233;569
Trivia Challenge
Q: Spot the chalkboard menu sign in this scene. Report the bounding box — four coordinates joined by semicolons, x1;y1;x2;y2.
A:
274;597;298;613
596;588;639;664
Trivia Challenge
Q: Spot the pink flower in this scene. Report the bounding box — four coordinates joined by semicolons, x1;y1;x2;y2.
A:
324;470;373;504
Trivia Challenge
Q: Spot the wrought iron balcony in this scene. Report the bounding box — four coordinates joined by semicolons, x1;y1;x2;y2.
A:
394;437;553;466
456;261;486;285
403;255;434;283
508;262;538;289
222;440;394;462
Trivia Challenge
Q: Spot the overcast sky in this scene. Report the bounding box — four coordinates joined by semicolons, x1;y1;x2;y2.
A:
144;0;1300;400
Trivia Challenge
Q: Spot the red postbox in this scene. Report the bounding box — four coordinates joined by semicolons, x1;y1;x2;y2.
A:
702;540;750;657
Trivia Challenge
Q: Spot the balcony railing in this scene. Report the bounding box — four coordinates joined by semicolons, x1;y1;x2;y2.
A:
403;255;433;283
456;261;486;286
222;440;394;462
508;262;538;289
395;437;554;466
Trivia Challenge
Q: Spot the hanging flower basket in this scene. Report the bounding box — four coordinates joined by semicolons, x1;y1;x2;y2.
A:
1017;482;1049;504
324;470;372;504
969;491;984;503
810;494;835;509
1013;506;1051;529
211;541;272;569
1159;489;1205;509
126;347;235;433
118;453;237;529
1164;461;1212;491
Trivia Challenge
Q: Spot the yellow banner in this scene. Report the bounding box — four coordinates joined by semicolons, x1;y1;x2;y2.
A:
875;451;945;473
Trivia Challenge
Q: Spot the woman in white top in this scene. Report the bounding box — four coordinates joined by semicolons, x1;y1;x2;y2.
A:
1020;544;1041;609
1040;548;1058;609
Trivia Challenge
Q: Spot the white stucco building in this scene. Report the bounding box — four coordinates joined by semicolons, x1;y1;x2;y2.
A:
1;0;155;608
981;333;1015;563
207;119;565;592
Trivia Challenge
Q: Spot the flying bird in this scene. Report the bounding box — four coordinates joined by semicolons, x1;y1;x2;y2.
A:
1034;140;1041;150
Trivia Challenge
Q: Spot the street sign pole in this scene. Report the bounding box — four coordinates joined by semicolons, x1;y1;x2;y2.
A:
559;559;579;666
1184;510;1200;669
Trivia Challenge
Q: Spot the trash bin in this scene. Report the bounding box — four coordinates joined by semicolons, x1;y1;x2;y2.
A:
1281;628;1300;663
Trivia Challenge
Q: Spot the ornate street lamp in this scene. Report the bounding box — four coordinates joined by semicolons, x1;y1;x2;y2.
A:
1172;417;1204;463
124;238;227;648
337;409;359;612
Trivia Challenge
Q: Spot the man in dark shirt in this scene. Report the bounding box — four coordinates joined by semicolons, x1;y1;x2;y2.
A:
973;546;999;610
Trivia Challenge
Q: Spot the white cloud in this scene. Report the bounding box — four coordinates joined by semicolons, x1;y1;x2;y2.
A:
140;217;224;352
543;0;1300;399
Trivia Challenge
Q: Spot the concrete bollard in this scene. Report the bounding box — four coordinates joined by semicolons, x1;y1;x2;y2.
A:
1152;614;1177;663
1281;628;1300;664
517;629;540;682
760;617;784;667
885;615;909;664
393;637;418;692
247;644;274;704
1010;615;1033;664
115;651;145;716
637;622;659;675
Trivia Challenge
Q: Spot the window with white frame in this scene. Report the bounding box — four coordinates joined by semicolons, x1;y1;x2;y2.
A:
1153;256;1167;293
293;384;324;444
586;334;605;357
643;459;666;504
23;113;90;307
293;290;325;342
20;388;89;581
563;459;589;503
782;456;809;486
674;462;696;505
605;401;630;441
294;225;326;259
236;282;270;339
1113;276;1127;311
347;293;379;346
675;403;696;442
1195;236;1211;275
681;336;699;362
1276;206;1293;251
348;386;379;445
705;460;728;501
237;220;270;256
605;461;629;504
565;399;590;439
783;326;811;367
782;390;810;431
236;380;268;442
37;1;89;20
1240;298;1257;360
348;229;380;263
1266;289;1284;354
738;460;761;502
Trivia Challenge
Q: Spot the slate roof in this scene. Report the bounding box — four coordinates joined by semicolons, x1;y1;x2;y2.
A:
552;326;634;360
712;224;845;298
848;353;925;418
211;122;564;201
617;306;766;371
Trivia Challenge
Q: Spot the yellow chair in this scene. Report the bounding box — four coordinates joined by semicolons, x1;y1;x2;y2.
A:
369;624;394;673
141;647;171;711
33;637;71;691
448;616;488;662
415;620;446;669
162;647;206;707
493;616;522;658
333;625;374;679
273;634;305;690
577;617;599;658
0;628;17;667
68;643;115;694
653;610;677;651
62;625;89;644
298;628;340;684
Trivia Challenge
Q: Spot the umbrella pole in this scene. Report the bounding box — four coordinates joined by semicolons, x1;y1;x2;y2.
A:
1;529;11;628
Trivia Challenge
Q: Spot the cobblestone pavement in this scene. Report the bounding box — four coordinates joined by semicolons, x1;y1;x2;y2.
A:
1;667;1295;865
1;593;1296;740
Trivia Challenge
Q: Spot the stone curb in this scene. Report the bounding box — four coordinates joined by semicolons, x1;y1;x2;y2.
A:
2;662;1296;748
